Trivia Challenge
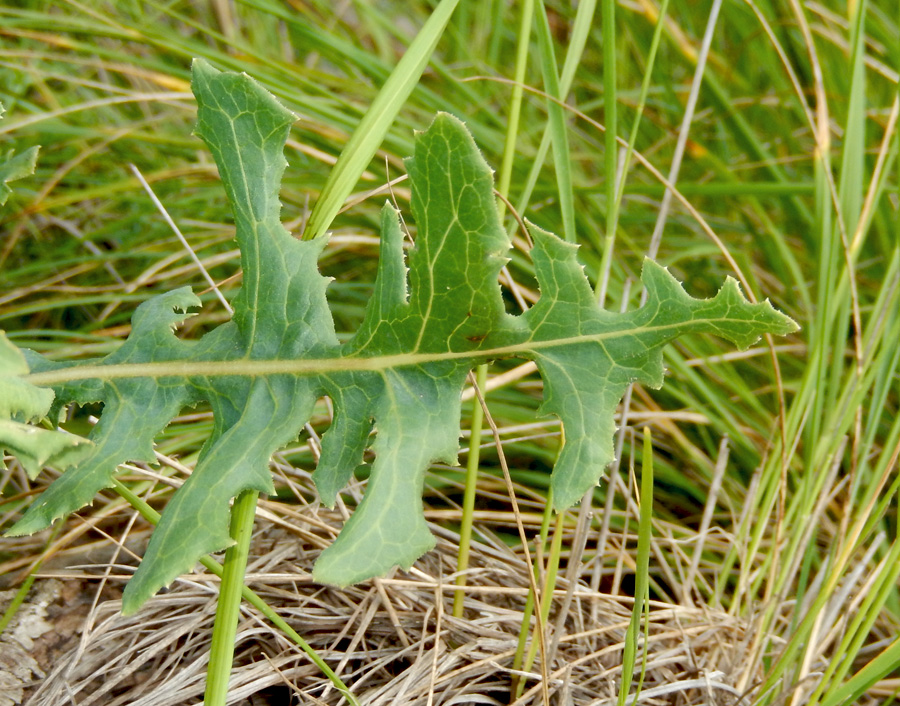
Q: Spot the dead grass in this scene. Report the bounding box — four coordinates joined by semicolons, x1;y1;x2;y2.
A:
3;409;895;705
3;456;771;706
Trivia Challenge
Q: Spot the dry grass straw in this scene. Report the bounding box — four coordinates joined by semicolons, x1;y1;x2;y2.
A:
4;386;896;705
2;446;868;706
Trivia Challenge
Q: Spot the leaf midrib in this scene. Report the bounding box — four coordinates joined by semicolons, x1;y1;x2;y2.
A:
24;315;746;386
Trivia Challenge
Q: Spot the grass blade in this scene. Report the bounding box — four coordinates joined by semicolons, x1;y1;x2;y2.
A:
533;0;575;243
302;0;459;240
617;428;653;706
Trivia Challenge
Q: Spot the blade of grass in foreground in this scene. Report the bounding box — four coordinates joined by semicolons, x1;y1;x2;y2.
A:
820;633;900;706
617;429;652;706
302;0;459;240
533;0;574;244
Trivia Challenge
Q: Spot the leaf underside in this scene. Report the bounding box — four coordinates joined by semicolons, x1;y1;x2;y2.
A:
2;60;798;613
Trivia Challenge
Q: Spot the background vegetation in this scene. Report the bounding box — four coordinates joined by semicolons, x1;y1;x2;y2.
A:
0;1;897;704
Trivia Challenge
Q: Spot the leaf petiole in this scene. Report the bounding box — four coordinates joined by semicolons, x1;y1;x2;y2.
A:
205;489;258;706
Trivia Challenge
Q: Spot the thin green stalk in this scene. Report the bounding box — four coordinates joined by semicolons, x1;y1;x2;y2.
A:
504;1;596;249
596;0;669;305
453;364;487;617
825;0;867;529
111;479;360;706
204;489;258;706
302;0;459;240
617;428;653;706
511;580;539;698
0;521;64;634
520;509;564;684
455;0;531;616
512;489;555;699
496;0;534;219
637;587;651;696
598;0;617;301
509;7;593;698
534;0;575;243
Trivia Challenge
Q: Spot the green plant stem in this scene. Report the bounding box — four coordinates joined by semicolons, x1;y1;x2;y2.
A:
0;520;64;634
521;509;564;679
111;479;360;706
454;0;533;620
506;0;596;244
600;0;617;291
495;0;533;218
205;489;258;706
512;490;555;699
596;0;669;305
618;428;653;706
511;581;538;698
454;364;487;617
534;0;575;243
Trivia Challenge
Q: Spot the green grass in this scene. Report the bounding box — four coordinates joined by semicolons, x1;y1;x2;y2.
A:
1;1;898;704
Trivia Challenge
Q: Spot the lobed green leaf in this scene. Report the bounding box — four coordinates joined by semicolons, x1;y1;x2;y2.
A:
0;333;92;478
1;60;798;611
